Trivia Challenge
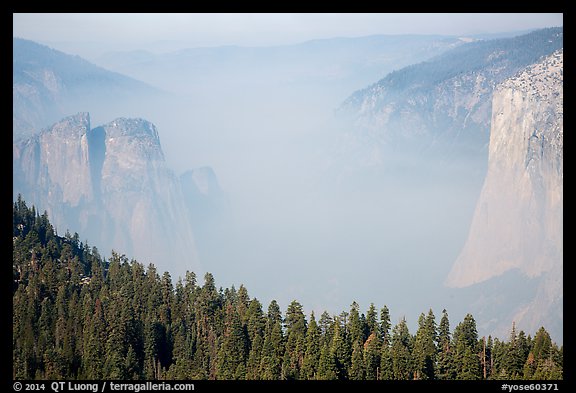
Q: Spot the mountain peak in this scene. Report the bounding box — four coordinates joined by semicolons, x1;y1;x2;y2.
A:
104;117;160;140
13;37;160;142
42;112;91;138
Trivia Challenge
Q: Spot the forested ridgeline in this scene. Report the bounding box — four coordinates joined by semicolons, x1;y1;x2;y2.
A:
12;196;563;380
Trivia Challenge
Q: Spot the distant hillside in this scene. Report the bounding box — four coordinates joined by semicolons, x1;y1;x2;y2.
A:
338;27;563;164
13;38;160;141
94;34;469;102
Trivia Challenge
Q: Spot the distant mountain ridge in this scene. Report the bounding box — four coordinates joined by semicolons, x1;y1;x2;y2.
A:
338;27;563;165
94;34;470;100
13;38;160;141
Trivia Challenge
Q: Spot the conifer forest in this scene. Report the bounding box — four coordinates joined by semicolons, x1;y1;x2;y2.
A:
12;196;563;380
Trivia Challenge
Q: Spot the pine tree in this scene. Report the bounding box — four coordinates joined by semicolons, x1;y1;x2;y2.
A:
459;346;482;380
347;301;365;346
330;316;351;380
452;314;481;380
82;298;106;379
236;285;250;325
317;342;337;380
103;292;129;379
533;342;562;380
54;285;73;377
362;332;380;379
246;334;264;380
365;303;378;338
532;327;552;361
350;340;365;380
413;310;437;379
523;351;537;379
259;300;284;379
282;300;307;379
319;311;334;346
492;337;510;379
379;333;394;379
245;299;266;380
301;311;321;379
379;306;392;344
390;317;413;380
504;322;530;379
216;303;248;379
195;272;222;379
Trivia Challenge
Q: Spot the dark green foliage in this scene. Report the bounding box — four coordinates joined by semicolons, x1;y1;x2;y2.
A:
413;310;437;379
390;317;413;380
301;312;321;379
330;316;351;380
452;314;482;380
282;300;307;379
362;333;380;380
436;309;455;379
259;300;284;379
12;197;563;380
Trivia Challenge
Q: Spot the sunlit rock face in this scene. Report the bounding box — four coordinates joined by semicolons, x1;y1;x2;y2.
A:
13;113;202;279
331;29;563;342
338;28;563;170
97;117;200;277
446;50;563;340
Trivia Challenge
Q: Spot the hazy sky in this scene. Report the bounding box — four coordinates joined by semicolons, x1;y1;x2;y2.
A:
13;13;562;49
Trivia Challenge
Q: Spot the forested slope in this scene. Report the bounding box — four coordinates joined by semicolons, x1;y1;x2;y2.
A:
12;196;562;380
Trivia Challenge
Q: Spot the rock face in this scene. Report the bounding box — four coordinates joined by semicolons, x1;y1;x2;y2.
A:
332;28;563;342
13;113;202;279
338;28;563;168
446;50;563;339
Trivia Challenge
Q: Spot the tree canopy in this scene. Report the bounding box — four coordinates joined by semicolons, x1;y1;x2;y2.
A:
12;196;563;380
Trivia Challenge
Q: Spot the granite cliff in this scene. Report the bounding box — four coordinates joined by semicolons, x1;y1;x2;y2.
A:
13;113;206;279
446;50;563;340
337;28;563;168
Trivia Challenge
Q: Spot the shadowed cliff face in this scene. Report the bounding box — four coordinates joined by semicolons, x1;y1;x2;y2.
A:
446;50;563;340
13;113;202;280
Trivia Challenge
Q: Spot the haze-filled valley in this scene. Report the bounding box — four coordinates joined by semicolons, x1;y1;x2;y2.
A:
13;15;563;346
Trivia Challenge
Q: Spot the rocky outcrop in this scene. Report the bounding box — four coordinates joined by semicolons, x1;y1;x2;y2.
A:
338;28;563;168
13;113;92;206
13;113;97;236
446;50;563;338
13;113;202;279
